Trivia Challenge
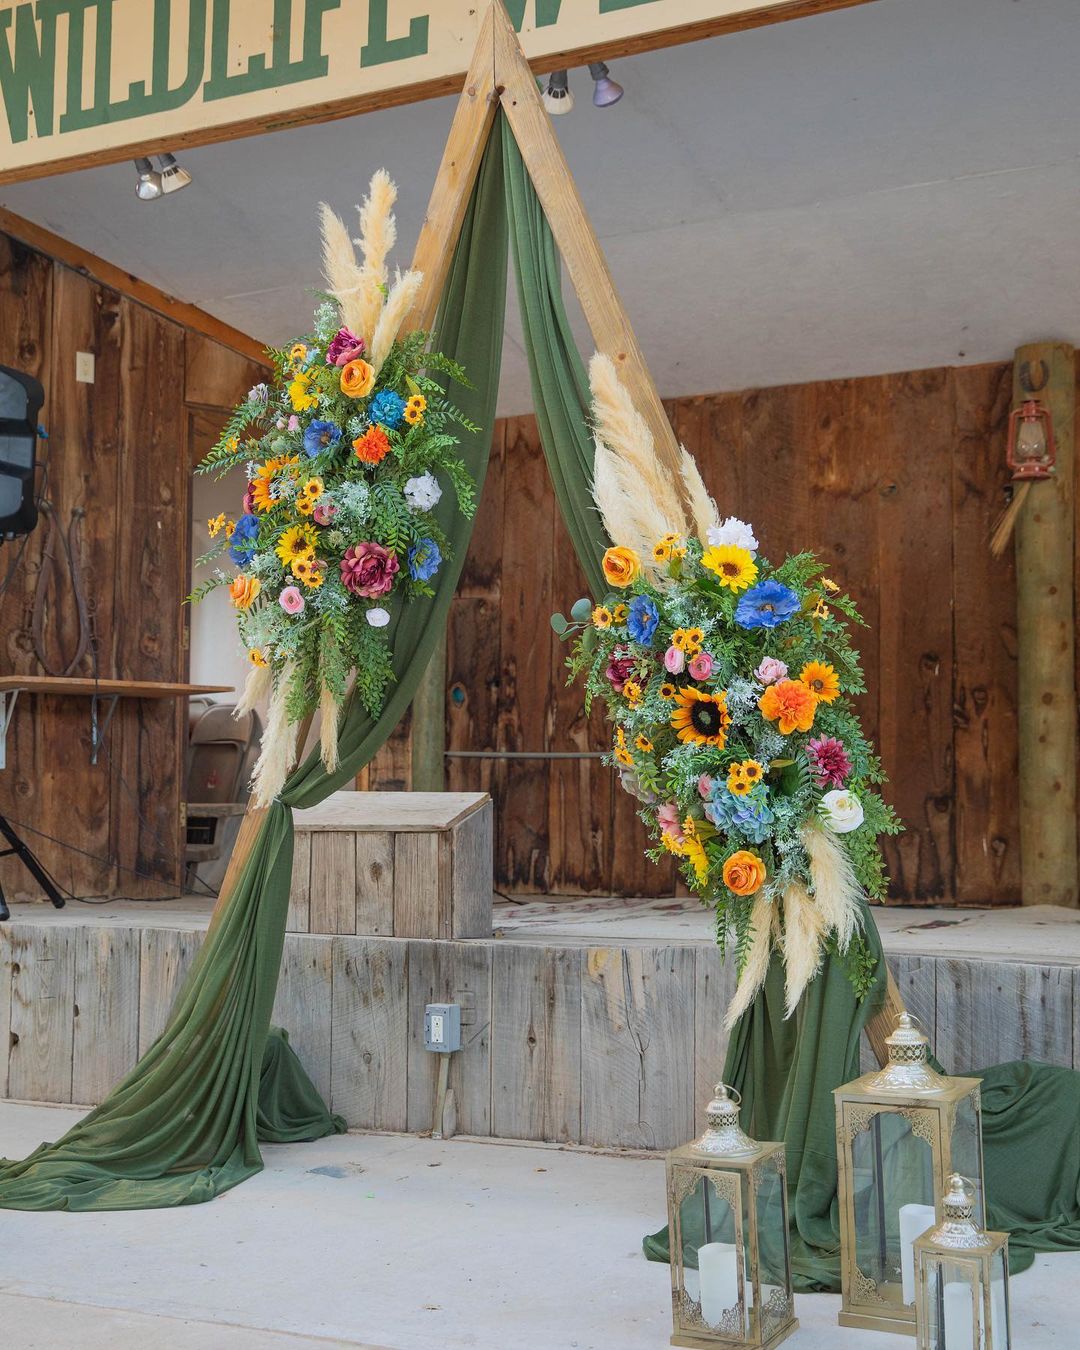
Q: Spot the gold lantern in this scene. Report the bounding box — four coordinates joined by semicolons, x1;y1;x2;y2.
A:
665;1084;798;1349
914;1174;1011;1350
834;1013;985;1335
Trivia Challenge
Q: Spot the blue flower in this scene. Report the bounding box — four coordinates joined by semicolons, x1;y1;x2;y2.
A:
706;788;775;844
302;419;342;458
626;594;659;646
735;580;801;629
408;538;442;582
228;513;260;566
368;390;406;429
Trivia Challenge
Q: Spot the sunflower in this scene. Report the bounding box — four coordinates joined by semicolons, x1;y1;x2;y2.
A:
799;660;840;704
812;597;829;620
701;544;758;592
659;682;677;700
207;513;226;537
671;687;731;747
613;728;633;767
276;524;317;568
295;492;315;516
671;627;704;655
727;764;751;795
288;372;317;412
680;822;710;886
248;648;268;667
404;394;427;425
303;476;325;501
288;342;308;367
613;603;629;624
742;759;764;783
634;734;654;753
251;455;300;513
592;605;613;629
821;577;840;595
623;679;644;708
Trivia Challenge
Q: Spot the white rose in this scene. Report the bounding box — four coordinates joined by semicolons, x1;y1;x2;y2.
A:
365;607;391;628
404;472;442;512
820;789;865;834
707;515;759;556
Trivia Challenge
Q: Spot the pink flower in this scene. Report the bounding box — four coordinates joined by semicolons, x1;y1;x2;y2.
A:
287;415;300;432
688;652;713;680
339;541;399;598
312;501;337;526
326;326;366;367
657;802;685;844
664;645;686;674
756;656;788;685
605;649;636;694
279;586;304;615
697;774;715;801
807;736;853;789
242;485;255;514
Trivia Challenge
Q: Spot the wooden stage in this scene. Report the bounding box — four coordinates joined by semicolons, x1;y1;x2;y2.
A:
2;896;1077;1151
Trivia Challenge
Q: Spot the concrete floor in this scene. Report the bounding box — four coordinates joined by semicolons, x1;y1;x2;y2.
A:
0;1102;1074;1350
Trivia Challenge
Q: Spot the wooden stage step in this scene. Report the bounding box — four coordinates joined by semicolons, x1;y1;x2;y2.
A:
2;899;1077;1150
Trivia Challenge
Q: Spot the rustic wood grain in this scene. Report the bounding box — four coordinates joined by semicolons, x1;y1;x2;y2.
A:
309;832;357;936
451;803;493;938
286;830;312;933
393;832;445;939
72;925;140;1104
491;944;581;1142
406;938;493;1136
138;927;204;1054
273;933;334;1106
935;958;1072;1072
330;936;409;1129
0;926;17;1096
8;924;75;1102
355;830;395;936
184;332;267;410
580;945;696;1149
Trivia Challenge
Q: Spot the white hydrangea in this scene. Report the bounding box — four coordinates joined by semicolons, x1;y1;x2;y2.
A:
404;472;442;512
366;607;391;628
707;516;759;556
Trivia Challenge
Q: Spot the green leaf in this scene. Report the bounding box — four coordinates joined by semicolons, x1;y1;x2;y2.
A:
570;597;593;622
551;613;568;635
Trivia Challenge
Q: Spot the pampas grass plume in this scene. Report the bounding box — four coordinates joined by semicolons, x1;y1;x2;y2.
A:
724;894;777;1030
781;880;827;1017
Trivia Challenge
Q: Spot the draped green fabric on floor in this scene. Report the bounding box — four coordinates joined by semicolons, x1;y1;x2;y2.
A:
0;124;510;1212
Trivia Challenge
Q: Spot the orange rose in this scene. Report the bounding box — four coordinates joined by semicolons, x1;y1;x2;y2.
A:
340;358;375;399
602;546;641;589
228;574;261;610
723;850;766;896
758;678;817;735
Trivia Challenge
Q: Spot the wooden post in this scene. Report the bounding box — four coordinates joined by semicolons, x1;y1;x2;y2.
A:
1013;342;1078;906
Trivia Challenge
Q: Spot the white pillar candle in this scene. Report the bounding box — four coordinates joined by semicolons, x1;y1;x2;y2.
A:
698;1242;739;1328
899;1203;936;1304
944;1281;975;1350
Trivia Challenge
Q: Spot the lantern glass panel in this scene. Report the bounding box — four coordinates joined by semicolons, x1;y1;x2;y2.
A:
754;1157;793;1339
851;1109;935;1305
950;1094;985;1223
677;1173;749;1337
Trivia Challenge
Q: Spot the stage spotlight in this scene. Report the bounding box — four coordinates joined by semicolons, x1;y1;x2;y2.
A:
134;157;162;201
542;70;574;115
157;152;192;194
588;62;624;108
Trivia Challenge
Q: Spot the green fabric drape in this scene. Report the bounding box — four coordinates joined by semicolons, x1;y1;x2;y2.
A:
0;125;509;1212
502;129;610;599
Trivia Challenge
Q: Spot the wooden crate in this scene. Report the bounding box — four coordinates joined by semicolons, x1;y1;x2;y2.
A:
289;791;493;940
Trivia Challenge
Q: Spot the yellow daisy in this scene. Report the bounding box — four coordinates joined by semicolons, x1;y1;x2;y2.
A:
207;513;226;538
701;544;758;592
303;476;324;501
249;648;268;667
659;682;677;700
276;524;316;568
592;605;613;629
672;627;704;655
612;603;629;624
634;734;654;753
288;342;308;367
681;829;710;887
404;394;427;425
614;728;633;767
821;577;840;595
295;493;315;516
812;597;829;621
799;661;840;704
623;679;644;707
288;372;318;413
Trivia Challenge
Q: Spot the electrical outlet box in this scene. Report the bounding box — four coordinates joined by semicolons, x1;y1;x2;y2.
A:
424;1002;461;1054
75;351;95;384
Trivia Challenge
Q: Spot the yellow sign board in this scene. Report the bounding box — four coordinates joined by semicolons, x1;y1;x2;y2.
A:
0;0;869;182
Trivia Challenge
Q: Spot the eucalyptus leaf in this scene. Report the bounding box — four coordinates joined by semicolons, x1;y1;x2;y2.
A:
570;597;593;622
550;612;568;634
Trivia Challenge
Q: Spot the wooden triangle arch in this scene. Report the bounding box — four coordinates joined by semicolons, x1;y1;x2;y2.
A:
223;0;906;1063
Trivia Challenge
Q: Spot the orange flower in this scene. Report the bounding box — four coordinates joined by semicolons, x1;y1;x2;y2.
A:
601;546;641;588
340;358;375;399
799;660;840;704
759;679;817;735
228;574;261;610
723;850;766;896
353;425;391;464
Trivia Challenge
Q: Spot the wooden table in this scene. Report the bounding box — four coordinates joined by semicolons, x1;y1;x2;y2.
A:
0;676;232;769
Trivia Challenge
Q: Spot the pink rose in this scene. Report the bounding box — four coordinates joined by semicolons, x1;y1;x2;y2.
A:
657;802;685;844
287;415;300;432
688;652;713;681
326;326;366;367
697;774;714;801
756;656;788;685
242;484;255;514
340;541;399;598
279;586;304;615
605;650;636;694
664;645;685;674
312;501;337;526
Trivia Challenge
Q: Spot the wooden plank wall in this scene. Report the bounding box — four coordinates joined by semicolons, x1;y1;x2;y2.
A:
3;919;1077;1142
446;363;1029;905
0;231;266;902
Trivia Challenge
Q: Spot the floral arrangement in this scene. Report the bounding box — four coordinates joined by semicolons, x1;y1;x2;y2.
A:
559;355;901;1023
192;171;476;804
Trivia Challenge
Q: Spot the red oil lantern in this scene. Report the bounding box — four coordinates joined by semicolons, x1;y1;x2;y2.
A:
1005;399;1056;480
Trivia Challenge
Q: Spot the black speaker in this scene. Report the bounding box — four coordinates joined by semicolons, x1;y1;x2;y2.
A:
0;364;44;539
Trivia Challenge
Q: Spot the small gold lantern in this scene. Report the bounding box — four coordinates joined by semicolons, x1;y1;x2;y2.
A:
665;1084;798;1349
914;1174;1011;1350
834;1013;985;1336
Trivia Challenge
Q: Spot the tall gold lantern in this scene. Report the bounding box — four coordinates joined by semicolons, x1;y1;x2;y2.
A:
665;1084;798;1349
914;1174;1011;1350
834;1013;985;1336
